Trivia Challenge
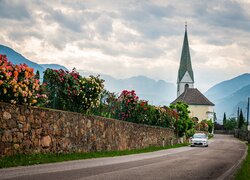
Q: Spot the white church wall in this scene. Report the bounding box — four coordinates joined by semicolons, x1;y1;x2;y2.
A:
188;105;214;122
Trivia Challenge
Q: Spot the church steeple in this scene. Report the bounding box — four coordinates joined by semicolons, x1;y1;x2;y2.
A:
177;24;194;97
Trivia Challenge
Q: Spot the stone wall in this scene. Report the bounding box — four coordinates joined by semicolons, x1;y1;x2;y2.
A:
0;102;175;157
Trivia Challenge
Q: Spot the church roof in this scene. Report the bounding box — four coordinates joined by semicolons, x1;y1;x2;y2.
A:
178;25;194;83
171;88;214;106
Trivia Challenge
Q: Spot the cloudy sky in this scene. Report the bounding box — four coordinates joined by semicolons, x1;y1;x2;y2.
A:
1;0;250;92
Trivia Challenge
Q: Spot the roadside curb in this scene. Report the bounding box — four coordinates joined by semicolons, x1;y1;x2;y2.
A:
217;141;248;180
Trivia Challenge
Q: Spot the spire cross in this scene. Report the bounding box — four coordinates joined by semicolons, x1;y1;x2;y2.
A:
185;21;187;31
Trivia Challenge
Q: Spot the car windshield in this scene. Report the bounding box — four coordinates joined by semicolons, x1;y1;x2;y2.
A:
193;134;207;139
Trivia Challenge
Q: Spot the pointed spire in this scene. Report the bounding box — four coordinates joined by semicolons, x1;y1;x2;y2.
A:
177;23;194;83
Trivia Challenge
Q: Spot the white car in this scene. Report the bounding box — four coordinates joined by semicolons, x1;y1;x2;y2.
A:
191;133;208;147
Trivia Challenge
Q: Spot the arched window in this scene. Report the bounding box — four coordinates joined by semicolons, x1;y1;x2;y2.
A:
185;84;189;90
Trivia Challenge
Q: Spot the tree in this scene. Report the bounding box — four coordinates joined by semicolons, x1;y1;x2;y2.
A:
213;113;217;123
224;117;237;130
35;70;40;81
170;101;194;137
223;112;227;127
238;109;245;129
206;119;214;133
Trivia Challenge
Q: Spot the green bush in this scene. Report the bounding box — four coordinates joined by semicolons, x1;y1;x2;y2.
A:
223;117;242;130
90;90;178;129
170;101;194;137
206;119;214;133
195;119;214;133
43;68;104;113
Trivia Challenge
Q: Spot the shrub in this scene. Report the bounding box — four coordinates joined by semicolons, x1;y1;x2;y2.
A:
0;54;47;106
90;89;178;129
206;119;214;133
43;68;104;113
89;89;117;118
116;90;139;121
170;101;194;137
224;117;237;130
195;120;208;132
195;119;214;133
78;75;105;112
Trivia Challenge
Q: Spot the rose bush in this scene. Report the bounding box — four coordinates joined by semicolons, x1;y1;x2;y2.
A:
43;68;104;113
195;119;213;133
0;54;47;106
90;89;178;129
116;90;139;121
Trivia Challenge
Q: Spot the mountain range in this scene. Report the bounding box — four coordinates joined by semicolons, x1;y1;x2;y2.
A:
79;71;176;105
1;44;249;122
0;44;176;105
0;45;68;74
205;73;250;123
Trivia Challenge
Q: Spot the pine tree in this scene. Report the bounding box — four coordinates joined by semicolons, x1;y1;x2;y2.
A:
35;70;40;81
223;112;227;126
238;109;245;129
214;113;217;123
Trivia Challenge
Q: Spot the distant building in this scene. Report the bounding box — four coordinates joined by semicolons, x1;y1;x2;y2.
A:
172;25;215;122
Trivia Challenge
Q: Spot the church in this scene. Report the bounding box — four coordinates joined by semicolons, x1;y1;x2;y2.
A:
171;25;215;122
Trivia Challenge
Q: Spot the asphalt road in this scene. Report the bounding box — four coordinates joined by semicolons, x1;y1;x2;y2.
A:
0;134;247;180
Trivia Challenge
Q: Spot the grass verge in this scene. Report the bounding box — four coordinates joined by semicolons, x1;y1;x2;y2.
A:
234;143;250;180
208;134;214;139
0;143;189;168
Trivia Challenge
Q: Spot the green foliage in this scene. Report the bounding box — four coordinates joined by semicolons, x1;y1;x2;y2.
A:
43;68;104;113
223;112;227;126
0;143;189;168
170;101;194;137
208;134;214;139
234;144;250;180
238;110;245;129
89;89;117;118
90;90;178;129
213;113;217;123
195;120;208;132
195;119;214;133
206;119;214;133
116;90;139;122
34;70;40;80
79;75;105;112
186;128;195;138
224;117;237;130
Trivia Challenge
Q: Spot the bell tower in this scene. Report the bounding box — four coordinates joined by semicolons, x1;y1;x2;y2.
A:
177;24;194;97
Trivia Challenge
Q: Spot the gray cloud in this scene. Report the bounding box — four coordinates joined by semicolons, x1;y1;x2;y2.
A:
94;14;113;37
192;0;250;31
44;9;84;33
121;3;178;39
0;0;250;92
0;0;30;20
78;39;165;59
